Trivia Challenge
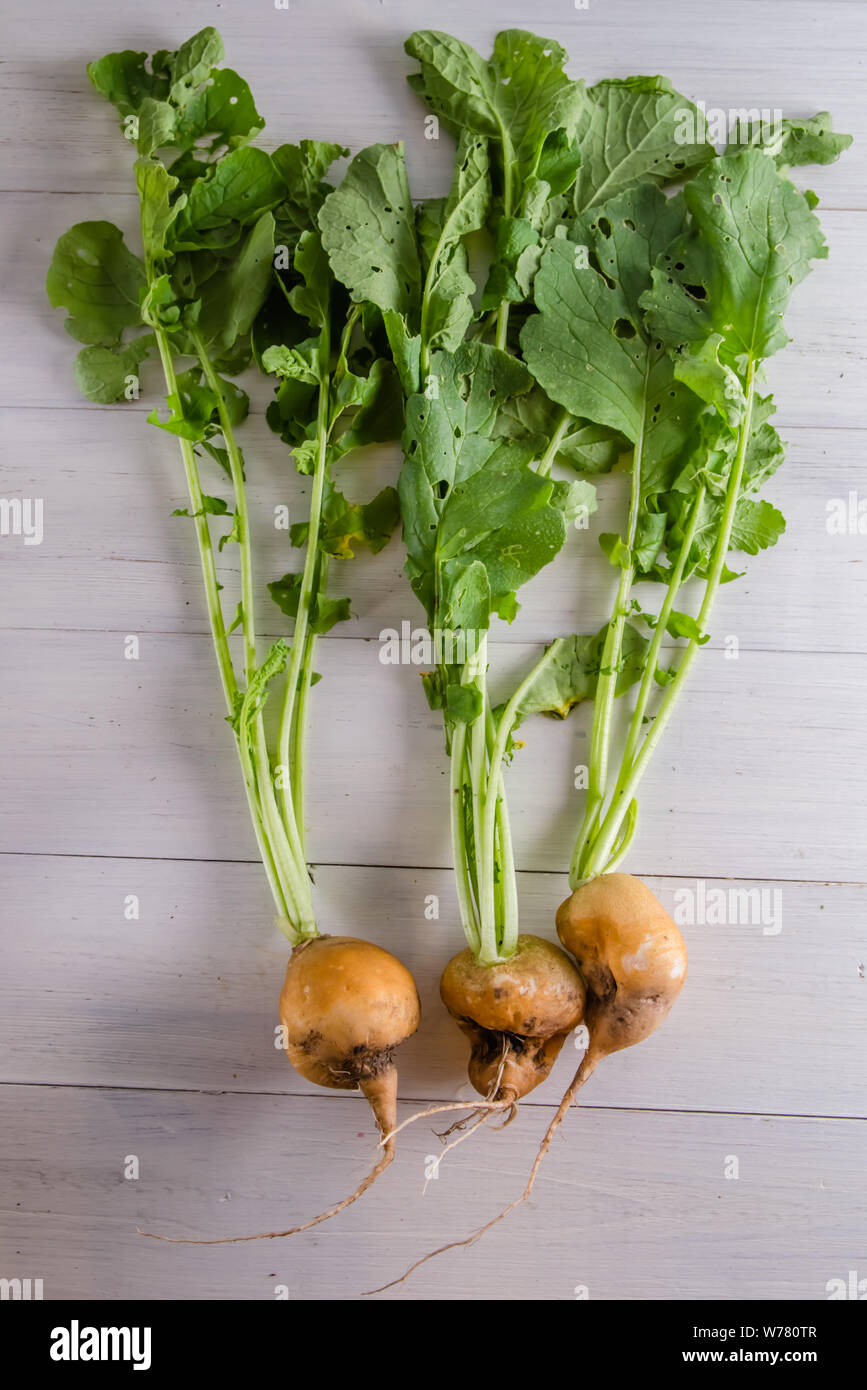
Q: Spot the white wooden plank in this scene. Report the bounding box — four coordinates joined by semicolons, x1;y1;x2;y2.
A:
3;0;867;1305
8;193;865;426
1;856;865;1119
1;631;865;880
2;0;865;205
2;1083;863;1300
2;409;865;655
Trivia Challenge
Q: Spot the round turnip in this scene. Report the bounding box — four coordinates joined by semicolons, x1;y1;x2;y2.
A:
140;936;420;1244
441;934;586;1104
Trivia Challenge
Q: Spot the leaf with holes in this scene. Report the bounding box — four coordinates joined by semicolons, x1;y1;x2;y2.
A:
726;110;852;169
573;75;715;212
417;131;490;354
521;183;704;495
405;29;586;212
641;151;827;366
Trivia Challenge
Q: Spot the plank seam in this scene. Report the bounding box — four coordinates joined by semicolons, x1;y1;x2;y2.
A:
0;1078;863;1123
1;847;864;888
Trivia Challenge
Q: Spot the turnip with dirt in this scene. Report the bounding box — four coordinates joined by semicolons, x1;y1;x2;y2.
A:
47;28;418;1240
365;71;848;1289
318;33;599;1134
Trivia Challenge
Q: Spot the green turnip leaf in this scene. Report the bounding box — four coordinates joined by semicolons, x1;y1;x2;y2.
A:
727;111;853;168
86;49;171;117
195;211;276;352
507;625;648;727
46;222;146;347
318;142;421;321
171;147;283;250
417;131;490;352
573;76;714;212
268;574;352;634
641;151;827;365
405;29;585;204
521;184;703;484
73;335;154;403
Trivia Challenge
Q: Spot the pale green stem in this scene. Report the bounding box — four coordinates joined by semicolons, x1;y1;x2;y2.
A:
289;552;327;860
236;718;299;934
536;407;572;477
484;707;505;940
467;636;490;955
579;363;758;882
277;322;331;851
478;638;564;955
495;302;510;351
603;797;638;875
449;721;482;955
620;485;706;775
154;330;237;710
496;783;519;958
486;641;567;958
570;393;646;883
193;329;315;935
286;309;354;864
153;328;294;931
192;329;257;682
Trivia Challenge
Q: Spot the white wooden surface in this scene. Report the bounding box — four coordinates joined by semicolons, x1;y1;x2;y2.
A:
1;0;866;1302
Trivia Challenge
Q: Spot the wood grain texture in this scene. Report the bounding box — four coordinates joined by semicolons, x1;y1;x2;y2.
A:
2;631;866;880
2;855;865;1118
2;0;865;205
2;1084;864;1300
2;0;866;1302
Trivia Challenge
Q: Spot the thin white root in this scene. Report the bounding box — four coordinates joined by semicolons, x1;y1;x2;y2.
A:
489;1036;510;1100
364;1051;599;1294
436;1106;487;1141
380;1097;512;1147
422;1110;493;1194
434;1043;513;1141
435;1111;477;1141
139;1071;399;1245
382;1040;516;1147
138;1140;395;1245
436;1098;517;1141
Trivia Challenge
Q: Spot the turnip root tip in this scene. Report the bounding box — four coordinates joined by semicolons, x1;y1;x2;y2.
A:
138;935;420;1245
363;1048;598;1294
512;874;687;1206
372;935;583;1193
368;876;688;1289
381;1097;514;1146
